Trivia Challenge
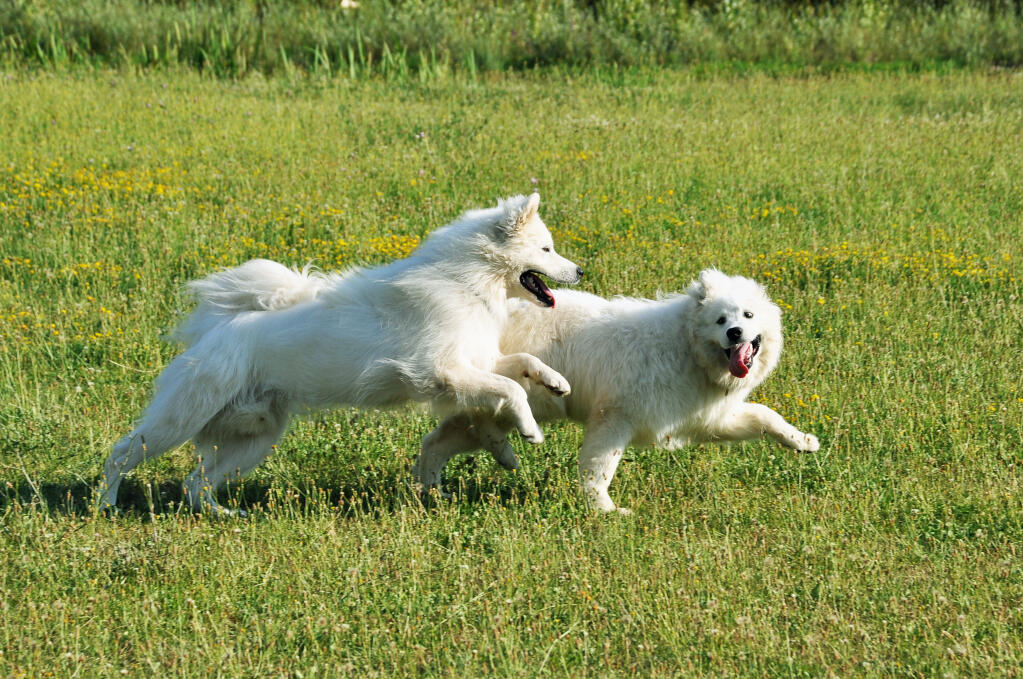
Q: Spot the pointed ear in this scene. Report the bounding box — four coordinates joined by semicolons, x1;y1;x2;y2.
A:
521;192;541;224
497;193;541;239
687;268;725;304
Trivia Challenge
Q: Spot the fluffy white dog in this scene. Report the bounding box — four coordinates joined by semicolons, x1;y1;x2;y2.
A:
415;268;820;513
98;193;582;515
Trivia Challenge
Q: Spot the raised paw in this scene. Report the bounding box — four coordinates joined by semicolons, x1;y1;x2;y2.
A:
541;371;571;397
522;365;571;397
518;421;544;445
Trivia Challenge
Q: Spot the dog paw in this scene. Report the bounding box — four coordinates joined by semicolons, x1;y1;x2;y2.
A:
612;506;633;516
519;424;544;445
416;484;453;504
96;501;120;517
492;449;520;470
525;367;571;396
584;490;618;513
797;433;820;452
543;373;571;397
780;430;819;452
204;504;247;519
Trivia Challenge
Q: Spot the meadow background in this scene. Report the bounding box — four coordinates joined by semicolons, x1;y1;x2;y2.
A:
2;1;1023;677
4;0;1023;75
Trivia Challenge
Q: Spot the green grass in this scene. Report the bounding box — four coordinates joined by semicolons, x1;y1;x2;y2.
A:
1;66;1022;676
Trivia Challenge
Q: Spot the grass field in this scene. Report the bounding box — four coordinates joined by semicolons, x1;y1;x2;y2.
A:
1;66;1022;676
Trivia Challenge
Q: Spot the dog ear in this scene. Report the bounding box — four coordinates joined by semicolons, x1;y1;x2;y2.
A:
496;193;541;239
521;192;541;224
687;268;726;304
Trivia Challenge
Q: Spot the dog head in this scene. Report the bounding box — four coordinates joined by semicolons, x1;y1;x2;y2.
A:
686;268;783;388
491;193;583;308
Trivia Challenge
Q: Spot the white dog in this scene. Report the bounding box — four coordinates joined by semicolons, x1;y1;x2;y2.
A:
415;268;820;513
97;193;582;515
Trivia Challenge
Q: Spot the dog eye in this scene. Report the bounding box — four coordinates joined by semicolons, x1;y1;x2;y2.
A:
542;246;551;253
716;316;726;325
743;311;754;319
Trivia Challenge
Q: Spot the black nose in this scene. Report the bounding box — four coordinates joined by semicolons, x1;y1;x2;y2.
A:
575;266;584;279
726;327;743;342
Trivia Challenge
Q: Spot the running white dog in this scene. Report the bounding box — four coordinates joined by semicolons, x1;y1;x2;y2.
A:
415;268;820;513
97;193;582;515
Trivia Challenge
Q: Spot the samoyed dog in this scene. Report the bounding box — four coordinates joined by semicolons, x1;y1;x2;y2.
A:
414;268;820;513
97;193;583;515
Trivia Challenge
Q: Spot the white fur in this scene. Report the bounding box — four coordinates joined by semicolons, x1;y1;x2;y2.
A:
97;193;581;515
415;268;820;513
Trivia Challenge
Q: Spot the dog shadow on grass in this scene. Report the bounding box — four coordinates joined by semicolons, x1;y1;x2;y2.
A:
0;457;549;521
0;477;203;519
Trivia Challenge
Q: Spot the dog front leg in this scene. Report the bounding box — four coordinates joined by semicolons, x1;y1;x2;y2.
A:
578;415;634;514
714;403;819;451
493;353;570;397
440;367;544;444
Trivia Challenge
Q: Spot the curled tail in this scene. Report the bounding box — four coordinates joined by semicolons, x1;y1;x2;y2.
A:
172;259;328;347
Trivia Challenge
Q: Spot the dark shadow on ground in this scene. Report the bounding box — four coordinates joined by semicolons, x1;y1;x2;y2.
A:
0;455;551;522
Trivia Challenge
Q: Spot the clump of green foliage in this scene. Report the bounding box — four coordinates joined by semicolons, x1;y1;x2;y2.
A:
3;0;1023;76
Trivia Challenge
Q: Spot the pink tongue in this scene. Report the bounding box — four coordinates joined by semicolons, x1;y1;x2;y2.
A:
729;342;753;378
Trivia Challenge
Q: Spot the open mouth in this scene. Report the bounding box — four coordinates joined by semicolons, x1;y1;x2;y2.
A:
723;335;761;378
520;270;556;307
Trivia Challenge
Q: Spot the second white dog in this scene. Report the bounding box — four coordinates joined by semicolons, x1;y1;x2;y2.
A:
98;193;582;515
415;268;820;513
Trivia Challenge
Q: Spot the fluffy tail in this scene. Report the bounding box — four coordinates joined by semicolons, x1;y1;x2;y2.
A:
171;259;328;347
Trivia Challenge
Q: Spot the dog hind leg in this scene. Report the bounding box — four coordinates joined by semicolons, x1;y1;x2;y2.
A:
96;424;193;512
182;394;290;516
183;419;288;517
96;349;251;512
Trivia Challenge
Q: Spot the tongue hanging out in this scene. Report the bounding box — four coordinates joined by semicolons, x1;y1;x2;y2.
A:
728;342;754;378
